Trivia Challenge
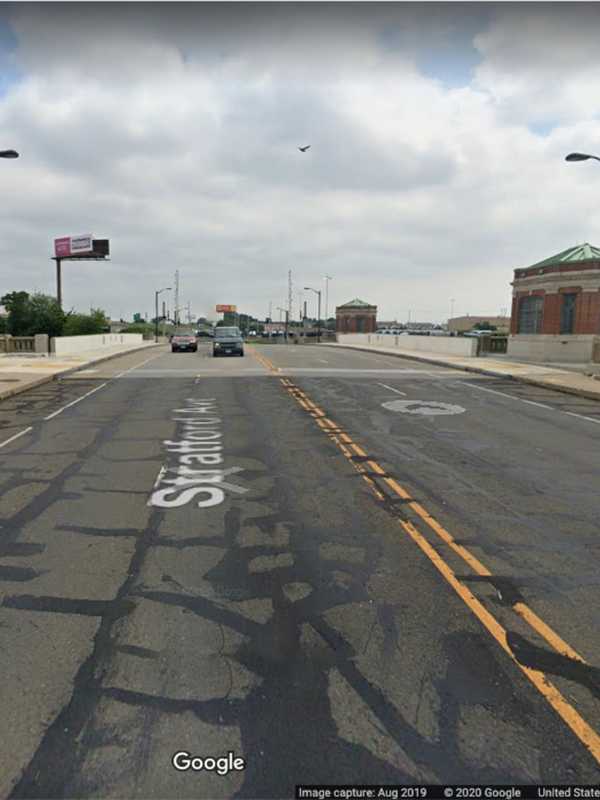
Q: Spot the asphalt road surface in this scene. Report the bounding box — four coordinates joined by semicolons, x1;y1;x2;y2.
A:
1;343;599;798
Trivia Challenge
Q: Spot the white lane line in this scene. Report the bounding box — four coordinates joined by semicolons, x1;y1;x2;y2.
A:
114;352;164;378
318;359;329;364
378;382;407;396
44;383;108;420
563;411;600;425
0;427;33;449
283;368;452;374
458;381;553;410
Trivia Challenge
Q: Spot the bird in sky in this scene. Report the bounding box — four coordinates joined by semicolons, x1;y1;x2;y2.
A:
298;145;311;152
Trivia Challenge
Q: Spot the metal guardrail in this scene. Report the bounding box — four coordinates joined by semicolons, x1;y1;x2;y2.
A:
477;335;508;355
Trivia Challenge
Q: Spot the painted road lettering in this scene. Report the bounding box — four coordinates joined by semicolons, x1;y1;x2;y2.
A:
148;397;248;508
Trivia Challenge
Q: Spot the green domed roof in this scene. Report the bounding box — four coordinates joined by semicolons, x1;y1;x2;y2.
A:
526;243;600;269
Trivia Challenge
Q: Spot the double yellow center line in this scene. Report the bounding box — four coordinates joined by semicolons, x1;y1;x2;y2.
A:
272;370;600;766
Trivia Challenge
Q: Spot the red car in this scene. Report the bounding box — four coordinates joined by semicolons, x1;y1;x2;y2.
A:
171;335;198;353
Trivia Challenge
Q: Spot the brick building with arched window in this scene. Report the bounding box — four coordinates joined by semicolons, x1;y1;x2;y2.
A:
509;243;600;362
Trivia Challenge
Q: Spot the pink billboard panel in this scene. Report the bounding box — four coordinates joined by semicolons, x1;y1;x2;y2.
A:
54;234;93;258
54;236;71;257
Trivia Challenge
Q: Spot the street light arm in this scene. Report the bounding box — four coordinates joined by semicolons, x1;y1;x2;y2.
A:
565;152;600;162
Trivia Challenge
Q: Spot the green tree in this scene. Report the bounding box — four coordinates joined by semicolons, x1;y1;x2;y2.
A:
28;293;65;337
1;291;31;335
472;321;497;331
90;307;110;332
63;313;102;336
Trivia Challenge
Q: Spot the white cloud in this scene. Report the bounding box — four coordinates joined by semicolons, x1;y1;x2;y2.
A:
0;4;599;322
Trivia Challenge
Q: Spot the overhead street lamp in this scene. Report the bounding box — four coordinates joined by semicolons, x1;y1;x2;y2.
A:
155;287;172;343
565;152;600;163
0;150;19;159
304;286;322;343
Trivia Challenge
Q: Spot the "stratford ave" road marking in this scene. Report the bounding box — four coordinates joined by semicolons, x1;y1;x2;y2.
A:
148;397;248;509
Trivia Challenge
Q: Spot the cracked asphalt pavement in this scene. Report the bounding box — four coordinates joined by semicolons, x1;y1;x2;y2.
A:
0;343;599;798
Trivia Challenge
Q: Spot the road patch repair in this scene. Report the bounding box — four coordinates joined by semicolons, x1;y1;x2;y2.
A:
148;396;249;508
382;399;466;416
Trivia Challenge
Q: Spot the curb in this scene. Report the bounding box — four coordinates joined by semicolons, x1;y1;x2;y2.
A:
322;343;600;403
0;342;162;402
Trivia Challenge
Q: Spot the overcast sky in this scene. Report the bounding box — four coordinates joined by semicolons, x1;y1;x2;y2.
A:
2;2;600;323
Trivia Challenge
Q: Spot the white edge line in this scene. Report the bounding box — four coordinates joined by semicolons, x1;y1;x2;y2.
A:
0;426;33;449
564;411;600;425
44;382;108;420
43;351;163;420
461;380;600;424
114;352;164;378
458;381;553;409
378;382;407;397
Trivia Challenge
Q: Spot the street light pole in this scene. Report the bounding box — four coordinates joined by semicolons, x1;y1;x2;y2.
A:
324;275;332;326
155;287;172;343
304;287;322;343
277;307;289;343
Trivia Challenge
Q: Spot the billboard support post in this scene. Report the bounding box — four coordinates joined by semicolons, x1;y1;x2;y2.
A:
56;258;62;308
51;235;110;310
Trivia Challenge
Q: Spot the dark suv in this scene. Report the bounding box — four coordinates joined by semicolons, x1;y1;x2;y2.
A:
213;327;244;357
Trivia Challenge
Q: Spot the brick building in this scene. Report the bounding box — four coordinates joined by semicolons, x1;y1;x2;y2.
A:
509;243;600;362
336;298;377;333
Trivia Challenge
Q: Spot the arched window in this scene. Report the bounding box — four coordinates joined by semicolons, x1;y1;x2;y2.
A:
517;296;543;333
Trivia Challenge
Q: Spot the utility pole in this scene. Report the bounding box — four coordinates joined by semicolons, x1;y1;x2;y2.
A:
288;269;293;322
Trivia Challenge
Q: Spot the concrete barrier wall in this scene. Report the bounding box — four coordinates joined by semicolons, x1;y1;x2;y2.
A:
507;334;600;363
336;333;478;357
51;333;143;355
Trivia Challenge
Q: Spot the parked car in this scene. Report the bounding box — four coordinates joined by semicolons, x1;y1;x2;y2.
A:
213;326;244;357
171;334;198;353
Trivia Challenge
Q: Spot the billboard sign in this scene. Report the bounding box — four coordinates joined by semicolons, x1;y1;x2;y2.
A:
54;234;93;258
216;304;237;313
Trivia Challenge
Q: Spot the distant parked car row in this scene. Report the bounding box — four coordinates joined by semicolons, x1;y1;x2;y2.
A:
377;328;448;336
